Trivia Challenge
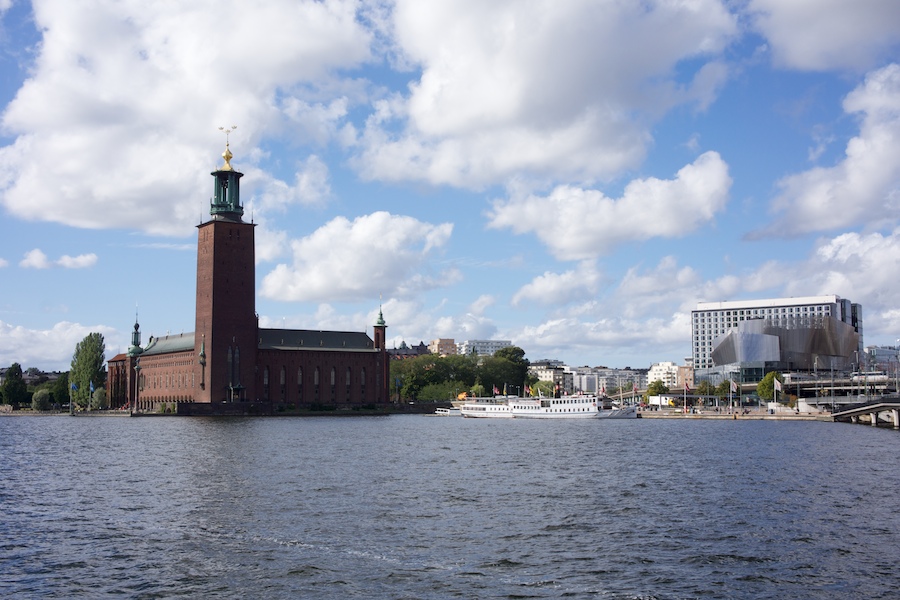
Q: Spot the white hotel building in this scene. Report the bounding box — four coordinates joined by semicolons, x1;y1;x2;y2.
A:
691;295;863;376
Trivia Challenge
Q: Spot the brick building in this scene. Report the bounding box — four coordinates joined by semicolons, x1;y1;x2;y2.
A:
107;143;390;413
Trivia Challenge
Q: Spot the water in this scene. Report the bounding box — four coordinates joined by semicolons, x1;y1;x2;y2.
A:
1;415;899;599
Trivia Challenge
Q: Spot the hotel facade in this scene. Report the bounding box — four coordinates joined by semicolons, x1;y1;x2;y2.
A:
692;295;863;382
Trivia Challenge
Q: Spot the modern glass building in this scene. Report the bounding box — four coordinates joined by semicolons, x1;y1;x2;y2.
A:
692;295;863;383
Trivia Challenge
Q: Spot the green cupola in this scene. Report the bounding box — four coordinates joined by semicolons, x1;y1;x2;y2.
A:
210;128;244;221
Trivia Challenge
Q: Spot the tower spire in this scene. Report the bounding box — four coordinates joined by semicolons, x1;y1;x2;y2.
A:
210;126;244;221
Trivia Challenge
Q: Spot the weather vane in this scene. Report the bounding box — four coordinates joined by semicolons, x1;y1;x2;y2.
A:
217;125;237;170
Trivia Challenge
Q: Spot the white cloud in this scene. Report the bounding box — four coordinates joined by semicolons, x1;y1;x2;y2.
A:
0;320;121;371
0;0;371;235
18;248;97;269
57;253;98;269
488;151;732;260
512;261;602;307
20;248;51;269
354;0;737;188
0;257;7;267
759;64;900;237
748;0;900;71
260;211;454;302
249;155;332;215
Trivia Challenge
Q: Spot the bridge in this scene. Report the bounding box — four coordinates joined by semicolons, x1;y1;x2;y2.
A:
832;397;900;428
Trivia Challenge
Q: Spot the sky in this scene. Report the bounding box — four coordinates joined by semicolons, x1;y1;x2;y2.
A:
1;0;900;372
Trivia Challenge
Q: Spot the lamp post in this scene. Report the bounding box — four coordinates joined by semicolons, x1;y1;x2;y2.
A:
814;356;818;410
133;358;141;416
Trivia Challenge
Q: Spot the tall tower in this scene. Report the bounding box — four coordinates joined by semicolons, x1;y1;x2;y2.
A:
194;138;257;403
374;307;390;403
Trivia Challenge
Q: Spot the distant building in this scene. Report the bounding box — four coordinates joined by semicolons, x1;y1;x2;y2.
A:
388;341;430;360
647;361;679;388
692;295;862;383
529;361;572;395
428;338;457;356
457;339;512;357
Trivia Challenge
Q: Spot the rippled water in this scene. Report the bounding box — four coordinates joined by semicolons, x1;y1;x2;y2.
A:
2;415;899;599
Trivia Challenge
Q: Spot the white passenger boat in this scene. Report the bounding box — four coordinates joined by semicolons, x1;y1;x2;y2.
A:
459;396;514;418
434;407;461;416
509;395;600;418
597;397;639;419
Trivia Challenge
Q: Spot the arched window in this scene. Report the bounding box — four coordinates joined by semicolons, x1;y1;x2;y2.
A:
297;367;303;402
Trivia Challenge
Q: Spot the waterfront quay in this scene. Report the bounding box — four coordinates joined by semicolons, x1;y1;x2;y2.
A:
639;408;830;421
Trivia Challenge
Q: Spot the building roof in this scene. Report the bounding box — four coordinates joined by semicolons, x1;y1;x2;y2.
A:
695;295;843;311
258;328;376;352
142;332;196;355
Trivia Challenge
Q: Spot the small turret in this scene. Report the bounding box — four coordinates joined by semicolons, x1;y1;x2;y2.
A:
210;126;244;221
127;311;143;357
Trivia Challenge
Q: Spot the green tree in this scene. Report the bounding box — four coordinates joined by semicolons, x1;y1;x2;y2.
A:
532;380;555;397
2;363;29;406
31;388;51;411
90;387;108;410
49;372;70;407
70;333;106;409
695;380;716;397
757;372;784;404
644;379;669;403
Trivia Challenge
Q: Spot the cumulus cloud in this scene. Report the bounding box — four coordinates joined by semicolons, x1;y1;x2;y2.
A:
0;0;370;235
0;320;121;371
756;64;900;237
512;261;603;307
19;249;51;269
353;0;736;188
19;248;97;269
748;0;900;71
57;254;98;269
488;151;732;260
260;211;453;302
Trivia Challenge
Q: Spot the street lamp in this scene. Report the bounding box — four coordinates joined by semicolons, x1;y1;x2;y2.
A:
133;358;141;416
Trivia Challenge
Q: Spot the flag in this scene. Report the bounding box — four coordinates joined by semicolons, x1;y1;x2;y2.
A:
684;382;690;392
493;385;500;395
633;383;638;392
601;385;606;395
502;383;507;395
774;378;782;392
71;382;78;391
730;380;737;393
90;381;95;394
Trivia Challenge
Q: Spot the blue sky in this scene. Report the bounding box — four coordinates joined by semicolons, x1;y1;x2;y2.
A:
1;0;900;372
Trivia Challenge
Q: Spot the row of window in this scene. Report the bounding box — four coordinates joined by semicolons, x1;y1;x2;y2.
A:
261;365;366;402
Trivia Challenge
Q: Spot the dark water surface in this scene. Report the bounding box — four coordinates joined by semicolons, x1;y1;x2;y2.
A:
2;415;899;599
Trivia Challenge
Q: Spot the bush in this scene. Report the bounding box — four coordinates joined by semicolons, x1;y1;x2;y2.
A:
31;389;51;412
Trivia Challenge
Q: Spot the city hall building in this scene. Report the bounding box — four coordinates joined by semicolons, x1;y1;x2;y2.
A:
692;295;863;382
107;144;390;414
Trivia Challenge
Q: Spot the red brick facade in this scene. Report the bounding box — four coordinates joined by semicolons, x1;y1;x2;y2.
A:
108;153;390;413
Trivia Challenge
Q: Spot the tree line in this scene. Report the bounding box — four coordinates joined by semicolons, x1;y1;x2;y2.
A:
1;332;108;411
389;346;545;402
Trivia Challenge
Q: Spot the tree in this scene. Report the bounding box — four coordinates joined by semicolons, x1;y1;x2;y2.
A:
70;333;107;409
696;380;716;397
757;372;784;404
49;372;70;407
31;388;51;411
644;379;669;403
532;380;555;397
90;387;108;410
2;363;29;406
